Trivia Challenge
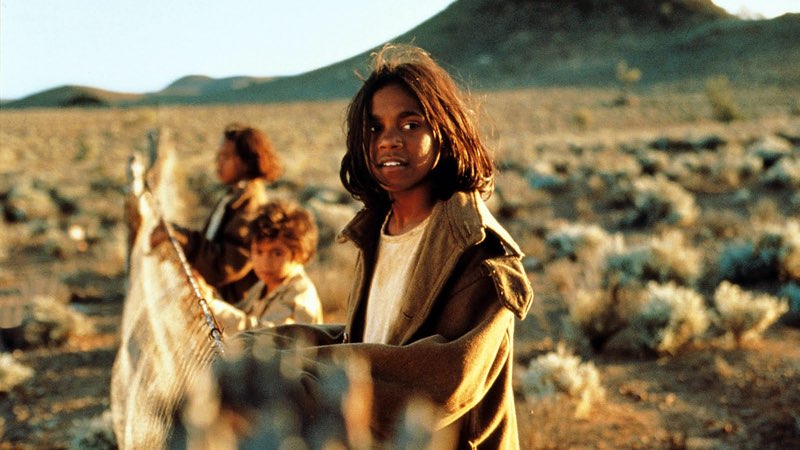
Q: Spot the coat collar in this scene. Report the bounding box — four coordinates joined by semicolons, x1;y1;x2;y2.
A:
341;191;522;257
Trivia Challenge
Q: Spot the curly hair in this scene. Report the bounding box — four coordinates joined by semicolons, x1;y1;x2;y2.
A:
248;200;318;264
223;123;282;182
340;43;494;210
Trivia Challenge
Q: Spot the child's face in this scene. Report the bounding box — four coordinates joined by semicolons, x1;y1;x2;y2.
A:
368;83;439;199
216;139;248;185
250;238;300;290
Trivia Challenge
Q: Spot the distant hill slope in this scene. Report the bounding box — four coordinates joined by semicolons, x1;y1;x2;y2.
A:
144;75;275;102
195;0;799;104
4;0;799;108
3;85;142;108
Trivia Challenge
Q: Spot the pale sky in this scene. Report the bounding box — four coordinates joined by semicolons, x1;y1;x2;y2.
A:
0;0;795;100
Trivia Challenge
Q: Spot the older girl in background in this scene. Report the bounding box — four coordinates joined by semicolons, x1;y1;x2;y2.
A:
152;124;281;304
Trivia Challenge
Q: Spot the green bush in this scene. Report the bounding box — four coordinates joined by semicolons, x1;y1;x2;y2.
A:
705;75;743;122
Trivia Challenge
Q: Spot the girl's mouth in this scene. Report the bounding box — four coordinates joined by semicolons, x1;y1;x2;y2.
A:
375;156;407;168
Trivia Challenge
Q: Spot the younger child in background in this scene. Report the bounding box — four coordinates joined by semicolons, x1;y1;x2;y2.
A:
208;199;323;336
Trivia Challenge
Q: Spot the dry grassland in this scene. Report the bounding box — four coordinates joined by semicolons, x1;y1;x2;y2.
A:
1;83;799;448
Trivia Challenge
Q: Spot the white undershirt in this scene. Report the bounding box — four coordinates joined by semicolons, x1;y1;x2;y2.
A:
204;181;246;240
363;213;431;344
204;193;233;240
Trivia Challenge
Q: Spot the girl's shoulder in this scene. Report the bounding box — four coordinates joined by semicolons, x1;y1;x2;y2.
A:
438;191;523;257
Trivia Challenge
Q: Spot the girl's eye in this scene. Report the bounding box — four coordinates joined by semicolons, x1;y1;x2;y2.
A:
402;122;419;131
368;124;382;133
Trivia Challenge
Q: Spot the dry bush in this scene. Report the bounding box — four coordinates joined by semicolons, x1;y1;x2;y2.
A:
779;282;800;325
544;223;610;262
718;220;800;284
68;411;116;450
697;209;746;240
562;285;647;353
761;155;800;188
580;146;642;184
525;160;570;192
605;229;702;287
609;282;710;356
746;135;793;169
619;175;699;227
571;107;595;129
705;75;743;122
519;344;605;419
0;353;33;393
712;281;789;346
2;295;94;349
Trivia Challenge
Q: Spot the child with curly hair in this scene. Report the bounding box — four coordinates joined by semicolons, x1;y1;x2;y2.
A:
209;199;322;335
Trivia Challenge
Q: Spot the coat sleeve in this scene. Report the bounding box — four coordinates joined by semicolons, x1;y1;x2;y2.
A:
314;252;528;436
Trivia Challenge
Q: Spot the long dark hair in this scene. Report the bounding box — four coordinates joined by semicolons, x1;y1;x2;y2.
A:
223;123;282;182
340;44;494;210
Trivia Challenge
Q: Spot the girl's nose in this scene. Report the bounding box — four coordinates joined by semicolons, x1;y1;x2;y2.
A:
377;128;401;149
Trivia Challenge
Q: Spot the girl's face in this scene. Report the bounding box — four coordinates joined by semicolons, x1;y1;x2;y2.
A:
368;83;439;199
216;139;248;185
250;238;301;290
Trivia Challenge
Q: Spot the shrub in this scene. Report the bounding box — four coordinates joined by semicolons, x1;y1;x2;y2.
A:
746;135;793;169
572;107;594;129
779;282;800;326
526;161;569;191
718;221;800;284
614;60;642;106
705;75;743;122
621;175;699;227
565;285;647;352
520;344;605;419
3;295;94;349
545;223;610;261
0;353;33;393
762;156;800;188
713;281;789;346
69;411;116;450
623;282;710;356
604;230;702;287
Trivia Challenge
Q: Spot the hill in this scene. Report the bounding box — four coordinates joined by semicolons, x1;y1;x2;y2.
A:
2;85;143;108
4;0;799;108
140;74;275;104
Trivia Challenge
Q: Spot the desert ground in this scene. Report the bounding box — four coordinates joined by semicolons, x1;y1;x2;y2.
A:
1;81;799;449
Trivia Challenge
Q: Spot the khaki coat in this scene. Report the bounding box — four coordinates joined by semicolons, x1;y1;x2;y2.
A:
268;191;533;449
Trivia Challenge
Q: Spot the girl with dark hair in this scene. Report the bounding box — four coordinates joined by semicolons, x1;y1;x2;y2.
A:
213;44;532;449
330;43;533;449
